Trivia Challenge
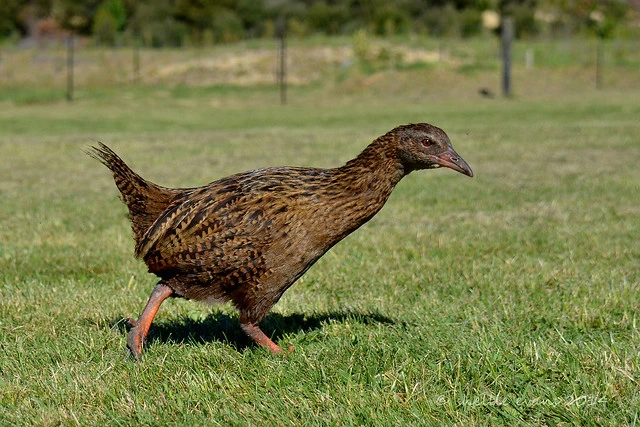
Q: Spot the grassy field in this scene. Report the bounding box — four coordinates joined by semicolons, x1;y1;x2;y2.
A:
1;44;639;424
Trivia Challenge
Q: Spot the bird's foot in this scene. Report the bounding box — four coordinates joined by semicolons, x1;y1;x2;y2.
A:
269;343;295;355
125;282;174;360
240;322;291;355
127;325;143;360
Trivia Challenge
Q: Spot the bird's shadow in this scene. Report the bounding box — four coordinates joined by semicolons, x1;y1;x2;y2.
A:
109;310;395;352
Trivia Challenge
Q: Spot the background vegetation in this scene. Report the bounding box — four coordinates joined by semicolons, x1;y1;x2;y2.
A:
1;0;638;47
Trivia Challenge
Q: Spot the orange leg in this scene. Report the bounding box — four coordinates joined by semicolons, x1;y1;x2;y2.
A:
127;282;173;360
240;322;293;354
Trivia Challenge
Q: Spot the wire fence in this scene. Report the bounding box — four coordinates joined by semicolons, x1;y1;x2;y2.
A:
0;37;638;101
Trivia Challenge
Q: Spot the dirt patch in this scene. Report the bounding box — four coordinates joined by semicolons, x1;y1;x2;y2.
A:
147;44;443;86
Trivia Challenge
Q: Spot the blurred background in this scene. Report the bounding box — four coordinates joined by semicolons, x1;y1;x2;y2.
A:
0;0;638;103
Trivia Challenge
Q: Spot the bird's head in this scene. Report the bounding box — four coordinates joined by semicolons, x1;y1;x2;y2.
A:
395;123;473;177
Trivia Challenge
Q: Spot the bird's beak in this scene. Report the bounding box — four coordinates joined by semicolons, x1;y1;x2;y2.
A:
433;146;473;177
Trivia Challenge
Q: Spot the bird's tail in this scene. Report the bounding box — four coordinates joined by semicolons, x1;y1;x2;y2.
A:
88;142;184;246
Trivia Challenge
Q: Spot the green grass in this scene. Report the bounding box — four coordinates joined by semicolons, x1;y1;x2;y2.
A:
1;56;639;425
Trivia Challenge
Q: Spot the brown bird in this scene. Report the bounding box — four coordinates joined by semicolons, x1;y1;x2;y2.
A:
90;123;472;359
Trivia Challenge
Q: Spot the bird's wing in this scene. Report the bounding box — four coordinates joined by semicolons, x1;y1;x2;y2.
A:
135;176;281;280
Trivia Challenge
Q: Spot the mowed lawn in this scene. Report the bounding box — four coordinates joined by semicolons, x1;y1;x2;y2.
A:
0;80;639;425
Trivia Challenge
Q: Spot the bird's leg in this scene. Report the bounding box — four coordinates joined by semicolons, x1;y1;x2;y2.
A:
127;282;173;360
240;322;288;354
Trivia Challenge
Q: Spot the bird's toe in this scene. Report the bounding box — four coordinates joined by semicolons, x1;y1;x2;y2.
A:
127;327;143;360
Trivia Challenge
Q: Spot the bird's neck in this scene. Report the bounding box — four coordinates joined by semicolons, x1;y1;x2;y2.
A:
329;137;406;228
339;135;406;187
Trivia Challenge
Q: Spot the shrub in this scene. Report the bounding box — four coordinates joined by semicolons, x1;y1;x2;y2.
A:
422;5;460;37
212;9;244;43
307;1;349;35
459;8;483;38
373;6;411;36
512;4;540;38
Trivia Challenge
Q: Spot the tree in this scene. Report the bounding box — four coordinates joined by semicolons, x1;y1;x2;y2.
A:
307;1;350;34
174;0;246;44
237;0;266;37
499;0;540;38
54;0;103;34
0;0;53;39
93;0;127;45
0;0;21;39
131;0;187;47
582;0;629;88
583;0;629;39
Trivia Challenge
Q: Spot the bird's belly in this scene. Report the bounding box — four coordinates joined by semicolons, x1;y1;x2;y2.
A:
203;294;229;306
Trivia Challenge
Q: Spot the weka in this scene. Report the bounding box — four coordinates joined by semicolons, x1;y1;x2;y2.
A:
90;123;472;358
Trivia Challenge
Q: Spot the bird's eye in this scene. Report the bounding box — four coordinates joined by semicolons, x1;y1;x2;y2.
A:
422;138;432;147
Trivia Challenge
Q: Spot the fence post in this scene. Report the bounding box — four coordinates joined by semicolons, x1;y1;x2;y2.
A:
133;37;140;84
276;18;287;105
595;39;604;89
525;48;534;69
501;15;513;97
66;33;74;102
